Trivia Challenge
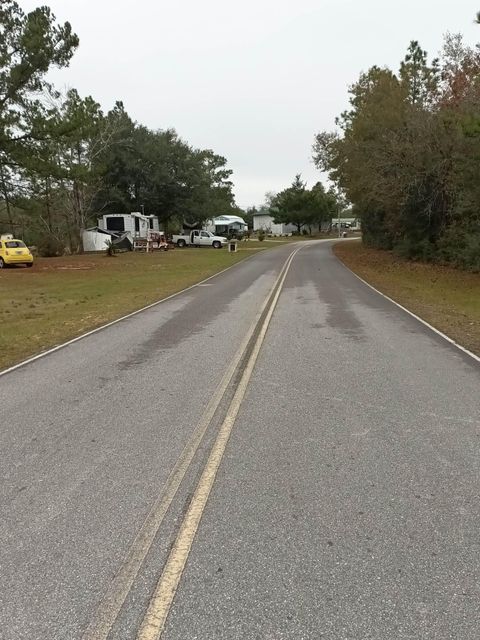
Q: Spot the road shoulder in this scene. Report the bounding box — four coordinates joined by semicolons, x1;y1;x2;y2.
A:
333;241;480;358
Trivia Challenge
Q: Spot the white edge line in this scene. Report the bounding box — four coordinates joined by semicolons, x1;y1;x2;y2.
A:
0;251;265;378
335;250;480;364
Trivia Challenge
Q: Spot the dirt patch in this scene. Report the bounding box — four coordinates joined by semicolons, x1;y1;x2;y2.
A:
49;265;96;271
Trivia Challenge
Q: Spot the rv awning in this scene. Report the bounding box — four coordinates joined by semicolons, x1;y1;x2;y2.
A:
130;212;156;221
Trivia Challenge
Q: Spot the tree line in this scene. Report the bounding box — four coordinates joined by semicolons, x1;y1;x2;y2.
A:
0;1;239;254
313;30;480;270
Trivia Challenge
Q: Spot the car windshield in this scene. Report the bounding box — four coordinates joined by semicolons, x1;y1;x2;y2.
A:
5;240;26;248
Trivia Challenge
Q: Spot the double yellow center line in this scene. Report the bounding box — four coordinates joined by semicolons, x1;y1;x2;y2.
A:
82;245;302;640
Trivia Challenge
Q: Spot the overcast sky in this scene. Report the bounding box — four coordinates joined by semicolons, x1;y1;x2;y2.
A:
21;0;480;208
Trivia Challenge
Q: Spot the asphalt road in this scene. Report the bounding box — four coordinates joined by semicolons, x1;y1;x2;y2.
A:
1;241;479;640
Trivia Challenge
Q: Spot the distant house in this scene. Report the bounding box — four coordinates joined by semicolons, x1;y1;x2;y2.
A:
206;215;248;236
331;217;361;231
98;212;160;237
253;213;296;236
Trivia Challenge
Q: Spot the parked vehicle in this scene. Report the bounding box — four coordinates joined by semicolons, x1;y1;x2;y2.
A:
0;235;33;268
172;230;227;249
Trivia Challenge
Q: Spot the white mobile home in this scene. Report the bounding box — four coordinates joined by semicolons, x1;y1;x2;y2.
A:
206;215;248;236
253;213;296;236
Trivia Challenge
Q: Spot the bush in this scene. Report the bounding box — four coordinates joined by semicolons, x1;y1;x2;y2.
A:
37;235;65;257
394;237;436;262
105;240;117;257
228;230;244;241
258;229;266;242
361;208;394;250
437;225;480;271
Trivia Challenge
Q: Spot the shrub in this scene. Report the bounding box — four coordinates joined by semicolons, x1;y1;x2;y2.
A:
437;225;480;271
394;237;436;262
37;235;64;257
105;240;117;257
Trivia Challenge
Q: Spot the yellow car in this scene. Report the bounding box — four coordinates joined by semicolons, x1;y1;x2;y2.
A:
0;236;34;268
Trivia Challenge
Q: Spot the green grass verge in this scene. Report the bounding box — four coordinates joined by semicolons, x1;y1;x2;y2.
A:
334;241;480;357
0;246;270;371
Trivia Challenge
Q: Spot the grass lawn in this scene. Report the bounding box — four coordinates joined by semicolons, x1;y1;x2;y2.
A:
334;241;480;357
0;245;272;371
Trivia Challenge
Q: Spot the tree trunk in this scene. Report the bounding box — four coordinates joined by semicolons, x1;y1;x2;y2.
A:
74;145;85;253
0;163;14;234
45;177;52;233
72;178;84;253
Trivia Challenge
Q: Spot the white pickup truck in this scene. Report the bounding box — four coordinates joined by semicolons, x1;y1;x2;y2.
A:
172;230;228;249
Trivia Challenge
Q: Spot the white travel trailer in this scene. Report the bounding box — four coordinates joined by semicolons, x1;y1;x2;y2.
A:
98;212;160;237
